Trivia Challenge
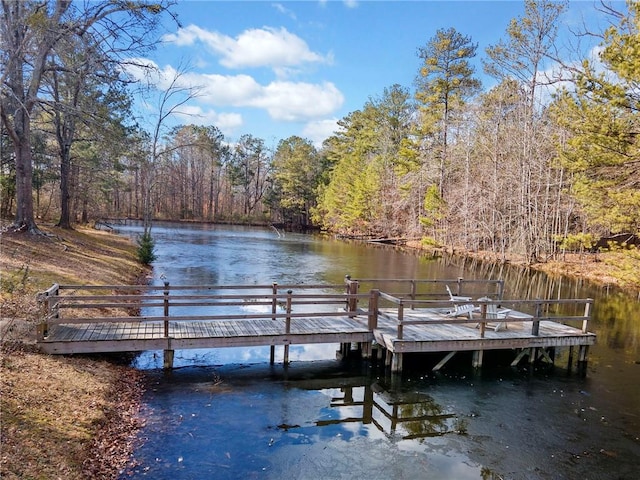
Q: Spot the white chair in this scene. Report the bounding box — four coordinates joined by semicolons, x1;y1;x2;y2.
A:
476;296;511;331
446;285;475;319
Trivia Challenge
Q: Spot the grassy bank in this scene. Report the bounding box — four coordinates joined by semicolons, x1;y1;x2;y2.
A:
1;225;149;480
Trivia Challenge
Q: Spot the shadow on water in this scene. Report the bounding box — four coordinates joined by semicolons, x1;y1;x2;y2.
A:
122;356;640;480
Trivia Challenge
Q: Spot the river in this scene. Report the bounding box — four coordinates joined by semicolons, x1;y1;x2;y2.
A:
114;222;639;480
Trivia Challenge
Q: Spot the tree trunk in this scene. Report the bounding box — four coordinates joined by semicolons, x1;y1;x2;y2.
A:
12;112;40;233
57;145;72;228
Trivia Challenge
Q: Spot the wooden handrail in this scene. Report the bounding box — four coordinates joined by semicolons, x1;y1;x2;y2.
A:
36;281;594;341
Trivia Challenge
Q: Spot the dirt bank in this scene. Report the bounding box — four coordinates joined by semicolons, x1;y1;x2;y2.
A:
1;225;150;479
404;240;640;294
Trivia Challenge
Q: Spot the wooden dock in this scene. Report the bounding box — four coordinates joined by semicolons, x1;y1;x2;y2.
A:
35;278;595;372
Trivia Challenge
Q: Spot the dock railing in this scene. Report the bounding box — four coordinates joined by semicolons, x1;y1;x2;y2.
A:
373;294;594;340
36;277;510;341
35;282;378;342
345;276;504;309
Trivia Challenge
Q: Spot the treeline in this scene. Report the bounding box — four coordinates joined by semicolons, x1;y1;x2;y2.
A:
1;1;638;265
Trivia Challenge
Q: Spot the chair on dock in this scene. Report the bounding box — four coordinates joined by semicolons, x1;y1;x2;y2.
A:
476;297;511;332
445;285;475;319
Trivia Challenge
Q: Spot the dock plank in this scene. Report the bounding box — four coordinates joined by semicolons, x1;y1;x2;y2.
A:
38;305;595;373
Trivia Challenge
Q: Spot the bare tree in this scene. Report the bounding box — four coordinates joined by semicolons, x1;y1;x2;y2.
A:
137;67;200;234
0;0;173;233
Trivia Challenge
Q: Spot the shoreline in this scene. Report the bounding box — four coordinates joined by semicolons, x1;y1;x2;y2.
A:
1;225;150;479
1;224;638;479
403;239;640;295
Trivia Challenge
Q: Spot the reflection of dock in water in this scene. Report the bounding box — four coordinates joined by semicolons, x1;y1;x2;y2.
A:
291;377;463;440
36;277;595;373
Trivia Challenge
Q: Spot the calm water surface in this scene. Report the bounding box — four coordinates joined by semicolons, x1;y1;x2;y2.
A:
116;222;639;480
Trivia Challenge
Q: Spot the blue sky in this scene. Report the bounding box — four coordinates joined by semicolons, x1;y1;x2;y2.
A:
129;1;621;148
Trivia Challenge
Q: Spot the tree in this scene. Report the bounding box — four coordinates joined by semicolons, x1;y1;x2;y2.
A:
270;136;320;228
551;1;640;235
414;27;481;201
484;0;567;107
161;124;227;221
139;66;200;234
0;0;72;232
315;86;416;238
227;134;270;218
483;0;567;262
41;26;135;228
0;0;172;233
314;106;380;235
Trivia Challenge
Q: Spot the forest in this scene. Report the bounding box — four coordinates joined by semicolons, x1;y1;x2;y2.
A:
1;0;639;265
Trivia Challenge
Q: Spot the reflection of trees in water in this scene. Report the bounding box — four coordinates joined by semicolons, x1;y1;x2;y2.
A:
313;381;466;440
481;466;504;480
370;386;467;440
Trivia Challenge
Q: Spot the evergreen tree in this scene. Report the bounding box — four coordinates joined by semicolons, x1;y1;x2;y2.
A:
414;27;481;241
270;136;320;228
551;1;640;235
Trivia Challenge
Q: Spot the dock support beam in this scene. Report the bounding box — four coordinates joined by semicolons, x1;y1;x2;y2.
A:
433;351;456;372
337;342;350;360
163;349;174;369
578;345;589;373
472;350;484;369
567;346;574;372
391;352;403;373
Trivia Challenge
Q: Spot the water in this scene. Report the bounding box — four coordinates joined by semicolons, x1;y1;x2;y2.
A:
116;222;640;479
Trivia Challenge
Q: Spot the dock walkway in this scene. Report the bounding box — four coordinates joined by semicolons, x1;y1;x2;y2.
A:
36;278;595;372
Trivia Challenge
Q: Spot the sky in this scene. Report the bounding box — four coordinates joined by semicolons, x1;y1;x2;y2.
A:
129;0;622;148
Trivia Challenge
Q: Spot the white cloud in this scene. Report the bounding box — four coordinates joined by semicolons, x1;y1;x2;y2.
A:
318;0;359;8
172;105;243;133
302;118;340;147
272;2;297;20
125;61;344;124
163;25;331;72
250;81;344;121
152;68;343;121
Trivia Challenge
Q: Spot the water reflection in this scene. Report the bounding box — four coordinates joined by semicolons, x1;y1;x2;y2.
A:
309;382;464;441
133;343;342;370
123;362;484;480
114;222;640;480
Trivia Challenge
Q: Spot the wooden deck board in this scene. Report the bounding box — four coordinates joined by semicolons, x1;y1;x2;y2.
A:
38;307;595;358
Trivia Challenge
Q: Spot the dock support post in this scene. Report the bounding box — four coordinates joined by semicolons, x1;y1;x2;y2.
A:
163;349;174;369
163;281;170;338
283;290;292;365
385;350;392;367
391;352;403;373
472;350;484;369
578;345;589;373
283;344;290;364
376;344;384;361
271;283;278;365
529;347;537;365
567;346;574;372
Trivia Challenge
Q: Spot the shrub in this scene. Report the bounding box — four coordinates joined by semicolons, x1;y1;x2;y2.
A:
136;232;156;265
